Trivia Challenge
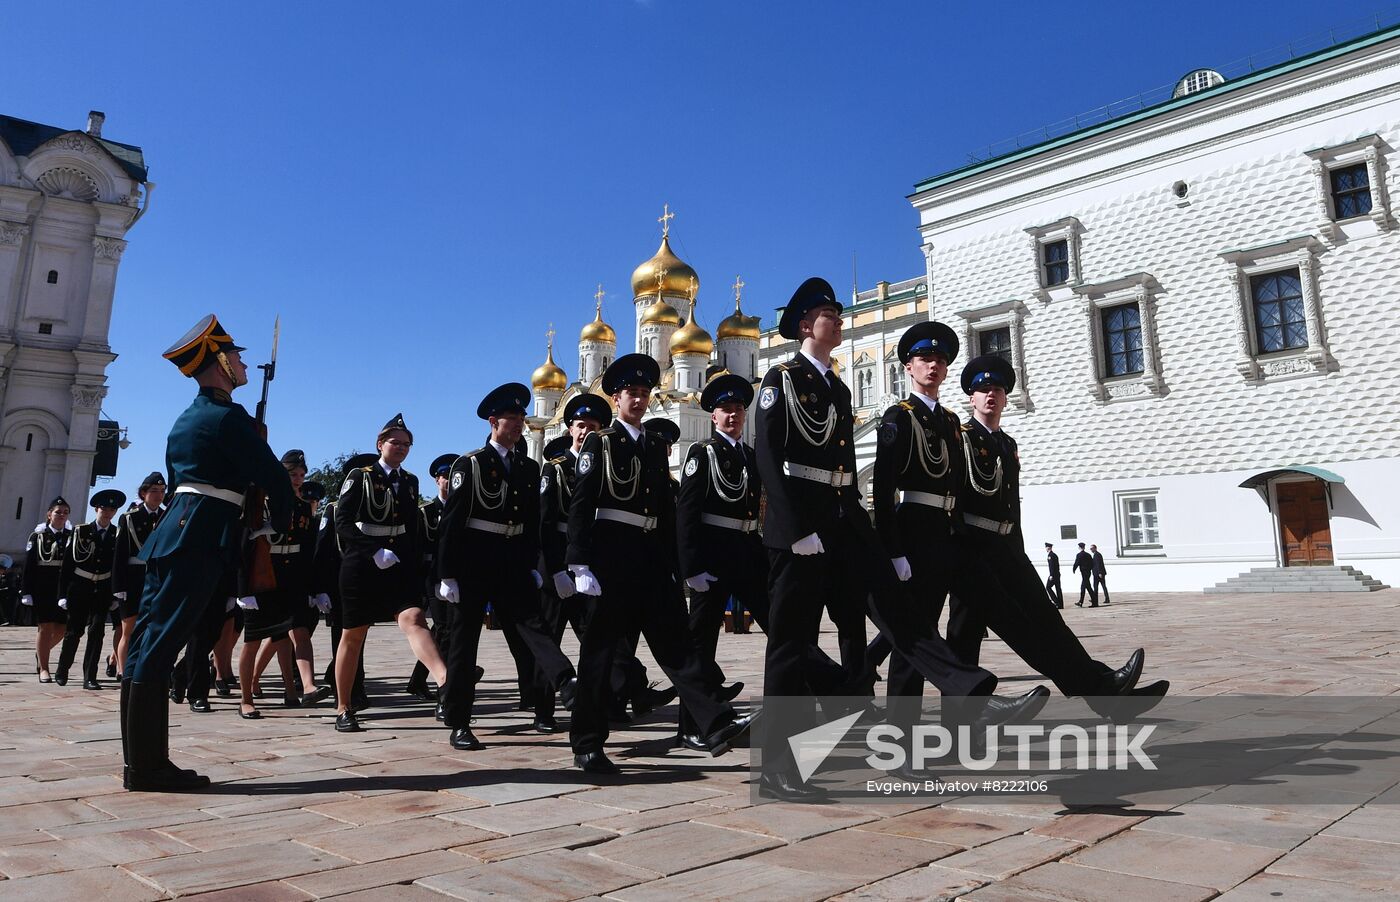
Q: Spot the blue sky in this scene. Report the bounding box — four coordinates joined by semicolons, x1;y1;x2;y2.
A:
5;0;1382;487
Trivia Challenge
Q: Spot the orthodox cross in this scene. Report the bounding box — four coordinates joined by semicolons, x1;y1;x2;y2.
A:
658;203;675;239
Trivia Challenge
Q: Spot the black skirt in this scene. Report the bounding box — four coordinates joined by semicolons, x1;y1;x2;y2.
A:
244;587;296;642
338;556;419;630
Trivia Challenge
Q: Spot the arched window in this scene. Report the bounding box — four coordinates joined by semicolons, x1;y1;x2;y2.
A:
888;362;906;398
46;270;58;284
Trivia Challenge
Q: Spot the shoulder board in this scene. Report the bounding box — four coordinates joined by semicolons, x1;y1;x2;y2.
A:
898;401;915;410
546;455;568;466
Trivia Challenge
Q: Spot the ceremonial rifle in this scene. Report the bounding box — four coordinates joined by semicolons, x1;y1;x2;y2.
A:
242;316;279;594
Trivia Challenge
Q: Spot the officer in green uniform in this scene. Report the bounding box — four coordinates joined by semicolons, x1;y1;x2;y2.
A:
123;315;294;792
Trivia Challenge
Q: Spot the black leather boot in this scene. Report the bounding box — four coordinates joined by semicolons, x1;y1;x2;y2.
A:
124;681;210;792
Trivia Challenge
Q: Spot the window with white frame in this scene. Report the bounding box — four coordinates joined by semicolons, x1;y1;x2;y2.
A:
1305;135;1391;237
1115;489;1162;554
886;356;906;398
1025;217;1083;299
1220;235;1332;382
978;326;1013;363
854;352;875;408
955;300;1029;411
1073;273;1165;403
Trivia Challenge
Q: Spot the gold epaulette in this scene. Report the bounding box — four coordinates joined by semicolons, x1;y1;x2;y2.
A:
898;400;915;411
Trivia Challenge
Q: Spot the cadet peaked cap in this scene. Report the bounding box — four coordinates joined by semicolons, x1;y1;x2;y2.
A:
47;496;70;511
777;277;842;340
341;452;379;479
281;449;308;471
302;481;326;502
643;417;680;446
428;453;456;478
897;321;960;364
378;413;413;442
960;355;1016;395
562;392;612;427
542;434;571;459
477;383;531;420
163;314;245;377
90;489;126;509
138;471;166;494
601;353;660;394
700;373;754;411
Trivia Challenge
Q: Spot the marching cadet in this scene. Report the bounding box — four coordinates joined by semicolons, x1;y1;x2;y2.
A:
22;498;73;683
55;490;124;689
332;416;445;732
314;453;376;713
534;396;610;730
754;279;1047;800
405;452;457;705
437;383;580;747
112;473;166;679
123;315;294;791
950;355;1168;717
566;354;754;775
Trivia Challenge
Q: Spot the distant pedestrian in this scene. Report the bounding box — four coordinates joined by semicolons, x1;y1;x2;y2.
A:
1072;542;1097;607
1044;543;1063;609
1091;544;1111;605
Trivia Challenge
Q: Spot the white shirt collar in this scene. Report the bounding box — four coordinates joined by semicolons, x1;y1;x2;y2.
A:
567;447;578;459
378;461;399;478
143;504;161;515
45;524;63;534
488;439;513;463
617;419;644;442
911;390;940;412
715;430;740;448
800;350;832;378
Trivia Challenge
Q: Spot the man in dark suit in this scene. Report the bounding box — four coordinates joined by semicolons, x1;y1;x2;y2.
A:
1073;542;1097;607
1091;544;1111;605
124;315;294;791
1044;543;1063;609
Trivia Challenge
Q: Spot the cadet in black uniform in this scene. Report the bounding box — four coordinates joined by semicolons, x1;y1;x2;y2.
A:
566;355;753;775
437;383;580;748
55;490;124;689
405;452;457;704
755;281;1047;801
332;416;444;732
314;453;376;712
22;498;73;682
1045;544;1064;609
112;473;165;679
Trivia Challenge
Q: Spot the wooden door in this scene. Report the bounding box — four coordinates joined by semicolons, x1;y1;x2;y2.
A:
1277;480;1333;566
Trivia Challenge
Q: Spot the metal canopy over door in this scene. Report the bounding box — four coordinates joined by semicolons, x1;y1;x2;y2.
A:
1276;479;1333;566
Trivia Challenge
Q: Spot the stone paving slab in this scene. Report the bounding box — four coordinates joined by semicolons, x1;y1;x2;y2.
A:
4;589;1400;899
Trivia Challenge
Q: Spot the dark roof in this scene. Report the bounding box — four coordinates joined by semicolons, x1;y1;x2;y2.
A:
0;114;148;182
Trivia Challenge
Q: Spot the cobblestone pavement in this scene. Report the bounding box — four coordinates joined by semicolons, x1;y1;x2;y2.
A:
1;590;1398;900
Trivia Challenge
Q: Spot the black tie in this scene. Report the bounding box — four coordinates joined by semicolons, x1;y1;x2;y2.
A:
826;371;838;388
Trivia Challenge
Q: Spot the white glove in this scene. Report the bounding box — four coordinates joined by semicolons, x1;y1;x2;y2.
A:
20;594;33;606
791;533;825;556
250;524;276;539
531;570;543;589
113;591;126;601
891;556;912;582
685;572;717;592
373;548;400;569
438;579;460;605
552;571;576;598
58;598;68;610
225;597;236;612
235;596;259;611
570;565;602;596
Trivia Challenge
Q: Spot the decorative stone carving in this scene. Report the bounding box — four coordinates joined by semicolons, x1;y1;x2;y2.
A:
92;237;127;261
70;384;106;410
1259;356;1316;377
36;167;99;202
0;223;29;247
1106;380;1151;399
46;134;97;156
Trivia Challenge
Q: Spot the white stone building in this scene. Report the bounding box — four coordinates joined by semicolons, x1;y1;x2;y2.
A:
763;23;1400;591
0;111;149;555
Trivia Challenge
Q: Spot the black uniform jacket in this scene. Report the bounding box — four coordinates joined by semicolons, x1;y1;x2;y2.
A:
268;496;316;597
958;417;1024;546
334;464;422;584
871;395;966;559
565;424;673;572
311;501;341;601
754;353;866;550
539;450;576;577
437;445;540;583
420;496;444;597
676;431;762;580
60;521;118;600
112;506;163;597
23;526;71;600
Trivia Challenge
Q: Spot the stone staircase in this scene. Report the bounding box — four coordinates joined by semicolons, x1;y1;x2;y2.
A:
1205;564;1389;593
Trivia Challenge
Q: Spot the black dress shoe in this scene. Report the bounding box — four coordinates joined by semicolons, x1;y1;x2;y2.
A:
1090;679;1169;723
631;685;678;716
574;750;621;775
300;685;333;708
405;682;435;702
890;761;930;783
435;701;446;722
213;679;232;698
557;677;579;711
334;710;361;732
758;770;826;801
449;728;484;750
189;698;212;712
54;670;69;687
106;658;118;679
169;684;186;703
719;682;745;703
700;711;757;757
676;733;711;752
238;706;261;720
83;679;102;691
533;716;559;734
282;694;301;709
1098;648;1145;697
251;687;264;699
126;761;211;793
977;686;1051;728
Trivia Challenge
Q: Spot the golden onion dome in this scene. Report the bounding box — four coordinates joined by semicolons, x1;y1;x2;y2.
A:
670;299;714;356
530;340;567;391
716;298;762;341
641;296;683;327
630;236;699;299
579;300;617;344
